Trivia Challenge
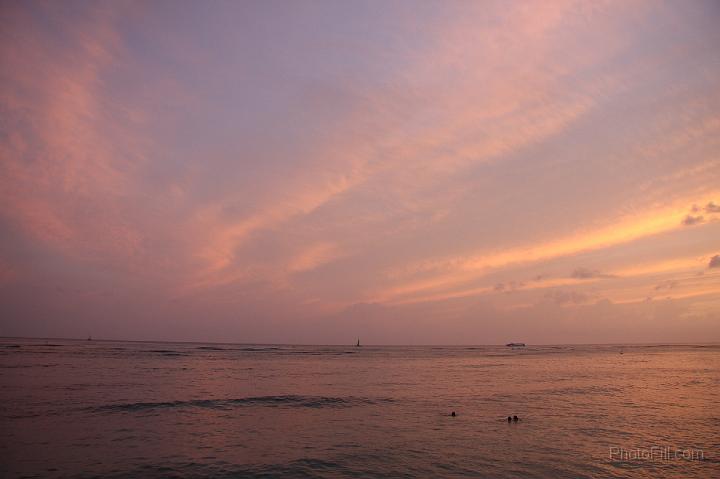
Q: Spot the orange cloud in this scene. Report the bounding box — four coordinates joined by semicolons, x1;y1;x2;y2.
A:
375;194;719;304
287;242;343;274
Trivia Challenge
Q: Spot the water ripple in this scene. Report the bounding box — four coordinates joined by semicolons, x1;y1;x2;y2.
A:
88;395;394;413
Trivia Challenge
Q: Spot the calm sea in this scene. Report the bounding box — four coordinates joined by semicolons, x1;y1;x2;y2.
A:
1;339;718;478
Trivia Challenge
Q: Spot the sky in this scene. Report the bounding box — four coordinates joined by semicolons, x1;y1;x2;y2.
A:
1;0;719;344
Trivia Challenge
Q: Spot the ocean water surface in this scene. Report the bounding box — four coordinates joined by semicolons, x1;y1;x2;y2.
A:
1;339;718;478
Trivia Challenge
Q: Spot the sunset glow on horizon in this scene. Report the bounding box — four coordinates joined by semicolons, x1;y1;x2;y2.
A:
1;0;719;344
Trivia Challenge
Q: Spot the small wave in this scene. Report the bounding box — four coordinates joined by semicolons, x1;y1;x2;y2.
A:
89;395;393;414
0;363;58;369
148;350;187;356
196;346;226;351
92;458;345;479
463;363;505;369
539;385;626;397
277;350;361;356
236;347;281;351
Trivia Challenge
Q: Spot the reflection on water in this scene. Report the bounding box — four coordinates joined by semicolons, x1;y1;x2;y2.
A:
1;340;718;478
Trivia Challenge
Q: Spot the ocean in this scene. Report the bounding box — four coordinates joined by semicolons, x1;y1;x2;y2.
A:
1;339;718;478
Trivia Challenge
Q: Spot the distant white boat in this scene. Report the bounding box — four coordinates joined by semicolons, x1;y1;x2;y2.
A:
506;342;525;347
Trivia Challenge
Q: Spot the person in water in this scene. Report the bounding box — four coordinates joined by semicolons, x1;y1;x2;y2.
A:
513;415;519;422
451;411;456;417
507;416;512;423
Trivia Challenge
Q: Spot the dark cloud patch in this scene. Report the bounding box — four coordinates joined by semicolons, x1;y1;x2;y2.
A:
682;214;704;226
655;280;677;291
545;290;590;305
709;255;720;269
571;267;614;279
683;202;717;224
705;202;720;213
494;281;525;292
681;201;718;226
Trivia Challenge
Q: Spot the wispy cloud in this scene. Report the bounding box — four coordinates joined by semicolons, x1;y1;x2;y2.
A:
545;290;593;305
570;267;614;279
705;202;720;213
682;215;705;226
375;196;718;304
287;242;344;274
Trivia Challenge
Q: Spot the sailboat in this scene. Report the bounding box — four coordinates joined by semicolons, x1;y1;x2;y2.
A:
356;338;361;347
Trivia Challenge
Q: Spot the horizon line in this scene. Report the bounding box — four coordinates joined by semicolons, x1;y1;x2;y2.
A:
2;336;718;348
